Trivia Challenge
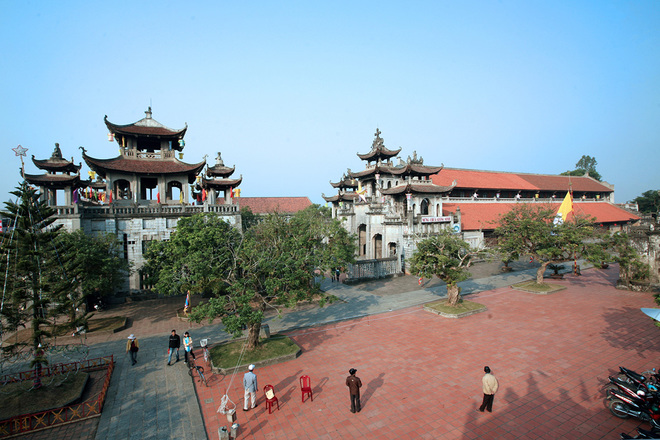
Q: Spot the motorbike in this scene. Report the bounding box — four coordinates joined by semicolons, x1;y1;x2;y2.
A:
619;367;660;388
620;426;660;439
608;388;660;430
606;375;659;401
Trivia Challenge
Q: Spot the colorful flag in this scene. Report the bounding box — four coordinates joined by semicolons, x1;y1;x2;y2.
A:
357;187;367;203
555;191;573;225
184;292;190;314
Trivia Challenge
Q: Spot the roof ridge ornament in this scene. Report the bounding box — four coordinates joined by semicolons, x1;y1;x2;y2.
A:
372;128;384;151
51;143;63;160
145;106;152;119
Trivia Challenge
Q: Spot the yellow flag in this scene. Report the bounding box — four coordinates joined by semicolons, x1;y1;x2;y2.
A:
557;191;573;221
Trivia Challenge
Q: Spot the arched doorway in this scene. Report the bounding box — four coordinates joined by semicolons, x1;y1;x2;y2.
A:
114;179;132;200
358;224;367;257
167;181;183;203
373;234;383;259
420;198;430;215
388;242;397;257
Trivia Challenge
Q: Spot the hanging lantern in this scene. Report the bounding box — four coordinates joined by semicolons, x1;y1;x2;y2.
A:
178;139;185;147
88;171;96;180
107;133;114;142
179;152;184;159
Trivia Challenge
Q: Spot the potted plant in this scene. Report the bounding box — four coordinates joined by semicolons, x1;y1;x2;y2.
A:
547;264;565;279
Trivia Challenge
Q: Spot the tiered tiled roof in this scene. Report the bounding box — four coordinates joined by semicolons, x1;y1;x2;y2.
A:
206;153;235;178
82;151;205;182
322;192;359;202
237;197;312;214
381;181;455;195
442;202;640;231
330;175;359;189
23;173;79;187
202;176;242;190
357;128;401;162
104;107;187;147
433;168;613;193
31;143;81;174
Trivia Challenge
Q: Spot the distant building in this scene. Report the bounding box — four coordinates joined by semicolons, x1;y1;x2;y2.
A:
324;129;640;274
236;197;313;216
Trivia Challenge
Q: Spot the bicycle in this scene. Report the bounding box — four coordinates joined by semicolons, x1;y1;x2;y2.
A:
188;358;208;387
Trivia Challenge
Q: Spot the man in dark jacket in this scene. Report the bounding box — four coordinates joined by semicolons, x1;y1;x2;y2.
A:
167;329;181;365
346;368;362;413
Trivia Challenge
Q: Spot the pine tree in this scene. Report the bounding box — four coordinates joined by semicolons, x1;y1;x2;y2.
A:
0;182;67;386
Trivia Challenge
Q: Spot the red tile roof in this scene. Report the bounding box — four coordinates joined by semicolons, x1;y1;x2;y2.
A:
83;153;205;179
237;197;312;214
433;168;613;193
442;202;640;231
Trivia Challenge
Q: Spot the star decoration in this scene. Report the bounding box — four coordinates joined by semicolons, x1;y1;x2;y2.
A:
12;145;28;157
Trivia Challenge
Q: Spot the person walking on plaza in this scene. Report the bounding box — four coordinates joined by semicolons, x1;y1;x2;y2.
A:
167;329;180;365
478;366;499;412
346;368;362;413
183;331;196;364
126;334;139;365
243;364;258;411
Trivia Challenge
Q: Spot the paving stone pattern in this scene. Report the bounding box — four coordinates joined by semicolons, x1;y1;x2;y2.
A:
14;264;660;439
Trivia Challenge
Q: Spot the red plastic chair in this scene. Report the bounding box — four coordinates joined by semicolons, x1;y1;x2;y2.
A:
300;375;313;402
264;385;279;414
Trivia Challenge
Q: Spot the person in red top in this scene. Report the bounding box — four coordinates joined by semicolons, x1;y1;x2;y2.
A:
346;368;362;413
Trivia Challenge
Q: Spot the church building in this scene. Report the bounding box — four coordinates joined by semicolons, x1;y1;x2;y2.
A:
24;108;244;291
324;129;640;275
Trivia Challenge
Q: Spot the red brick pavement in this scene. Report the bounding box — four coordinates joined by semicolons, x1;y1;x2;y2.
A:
195;268;660;439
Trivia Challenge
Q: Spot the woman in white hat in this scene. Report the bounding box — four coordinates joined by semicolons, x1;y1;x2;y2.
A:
126;334;139;365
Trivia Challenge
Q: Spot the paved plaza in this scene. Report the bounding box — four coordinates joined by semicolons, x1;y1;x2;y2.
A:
13;264;660;439
195;267;660;439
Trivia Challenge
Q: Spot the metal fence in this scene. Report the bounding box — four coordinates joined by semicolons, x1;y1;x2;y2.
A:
346;257;400;280
0;355;114;438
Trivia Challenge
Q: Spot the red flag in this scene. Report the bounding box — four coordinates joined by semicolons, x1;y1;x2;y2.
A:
108;190;112;203
157;192;161;203
202;189;207;201
229;187;233;198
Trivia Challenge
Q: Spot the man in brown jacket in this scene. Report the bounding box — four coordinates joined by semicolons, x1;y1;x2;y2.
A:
478;366;499;412
346;368;362;413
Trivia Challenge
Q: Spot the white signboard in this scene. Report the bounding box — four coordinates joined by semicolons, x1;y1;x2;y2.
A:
421;216;452;224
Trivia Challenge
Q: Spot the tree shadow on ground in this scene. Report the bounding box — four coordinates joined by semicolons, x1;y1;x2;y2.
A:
600;305;660;358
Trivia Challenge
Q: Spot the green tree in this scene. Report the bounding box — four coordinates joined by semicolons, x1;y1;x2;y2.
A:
409;230;474;306
240;206;260;231
53;230;130;332
494;204;596;284
145;206;356;349
608;232;650;286
143;213;241;296
561;155;602;181
632;190;660;214
0;182;69;380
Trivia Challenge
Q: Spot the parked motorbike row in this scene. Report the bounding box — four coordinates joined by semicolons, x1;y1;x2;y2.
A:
603;366;660;439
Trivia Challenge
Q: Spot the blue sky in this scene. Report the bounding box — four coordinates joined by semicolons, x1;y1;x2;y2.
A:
1;1;658;205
